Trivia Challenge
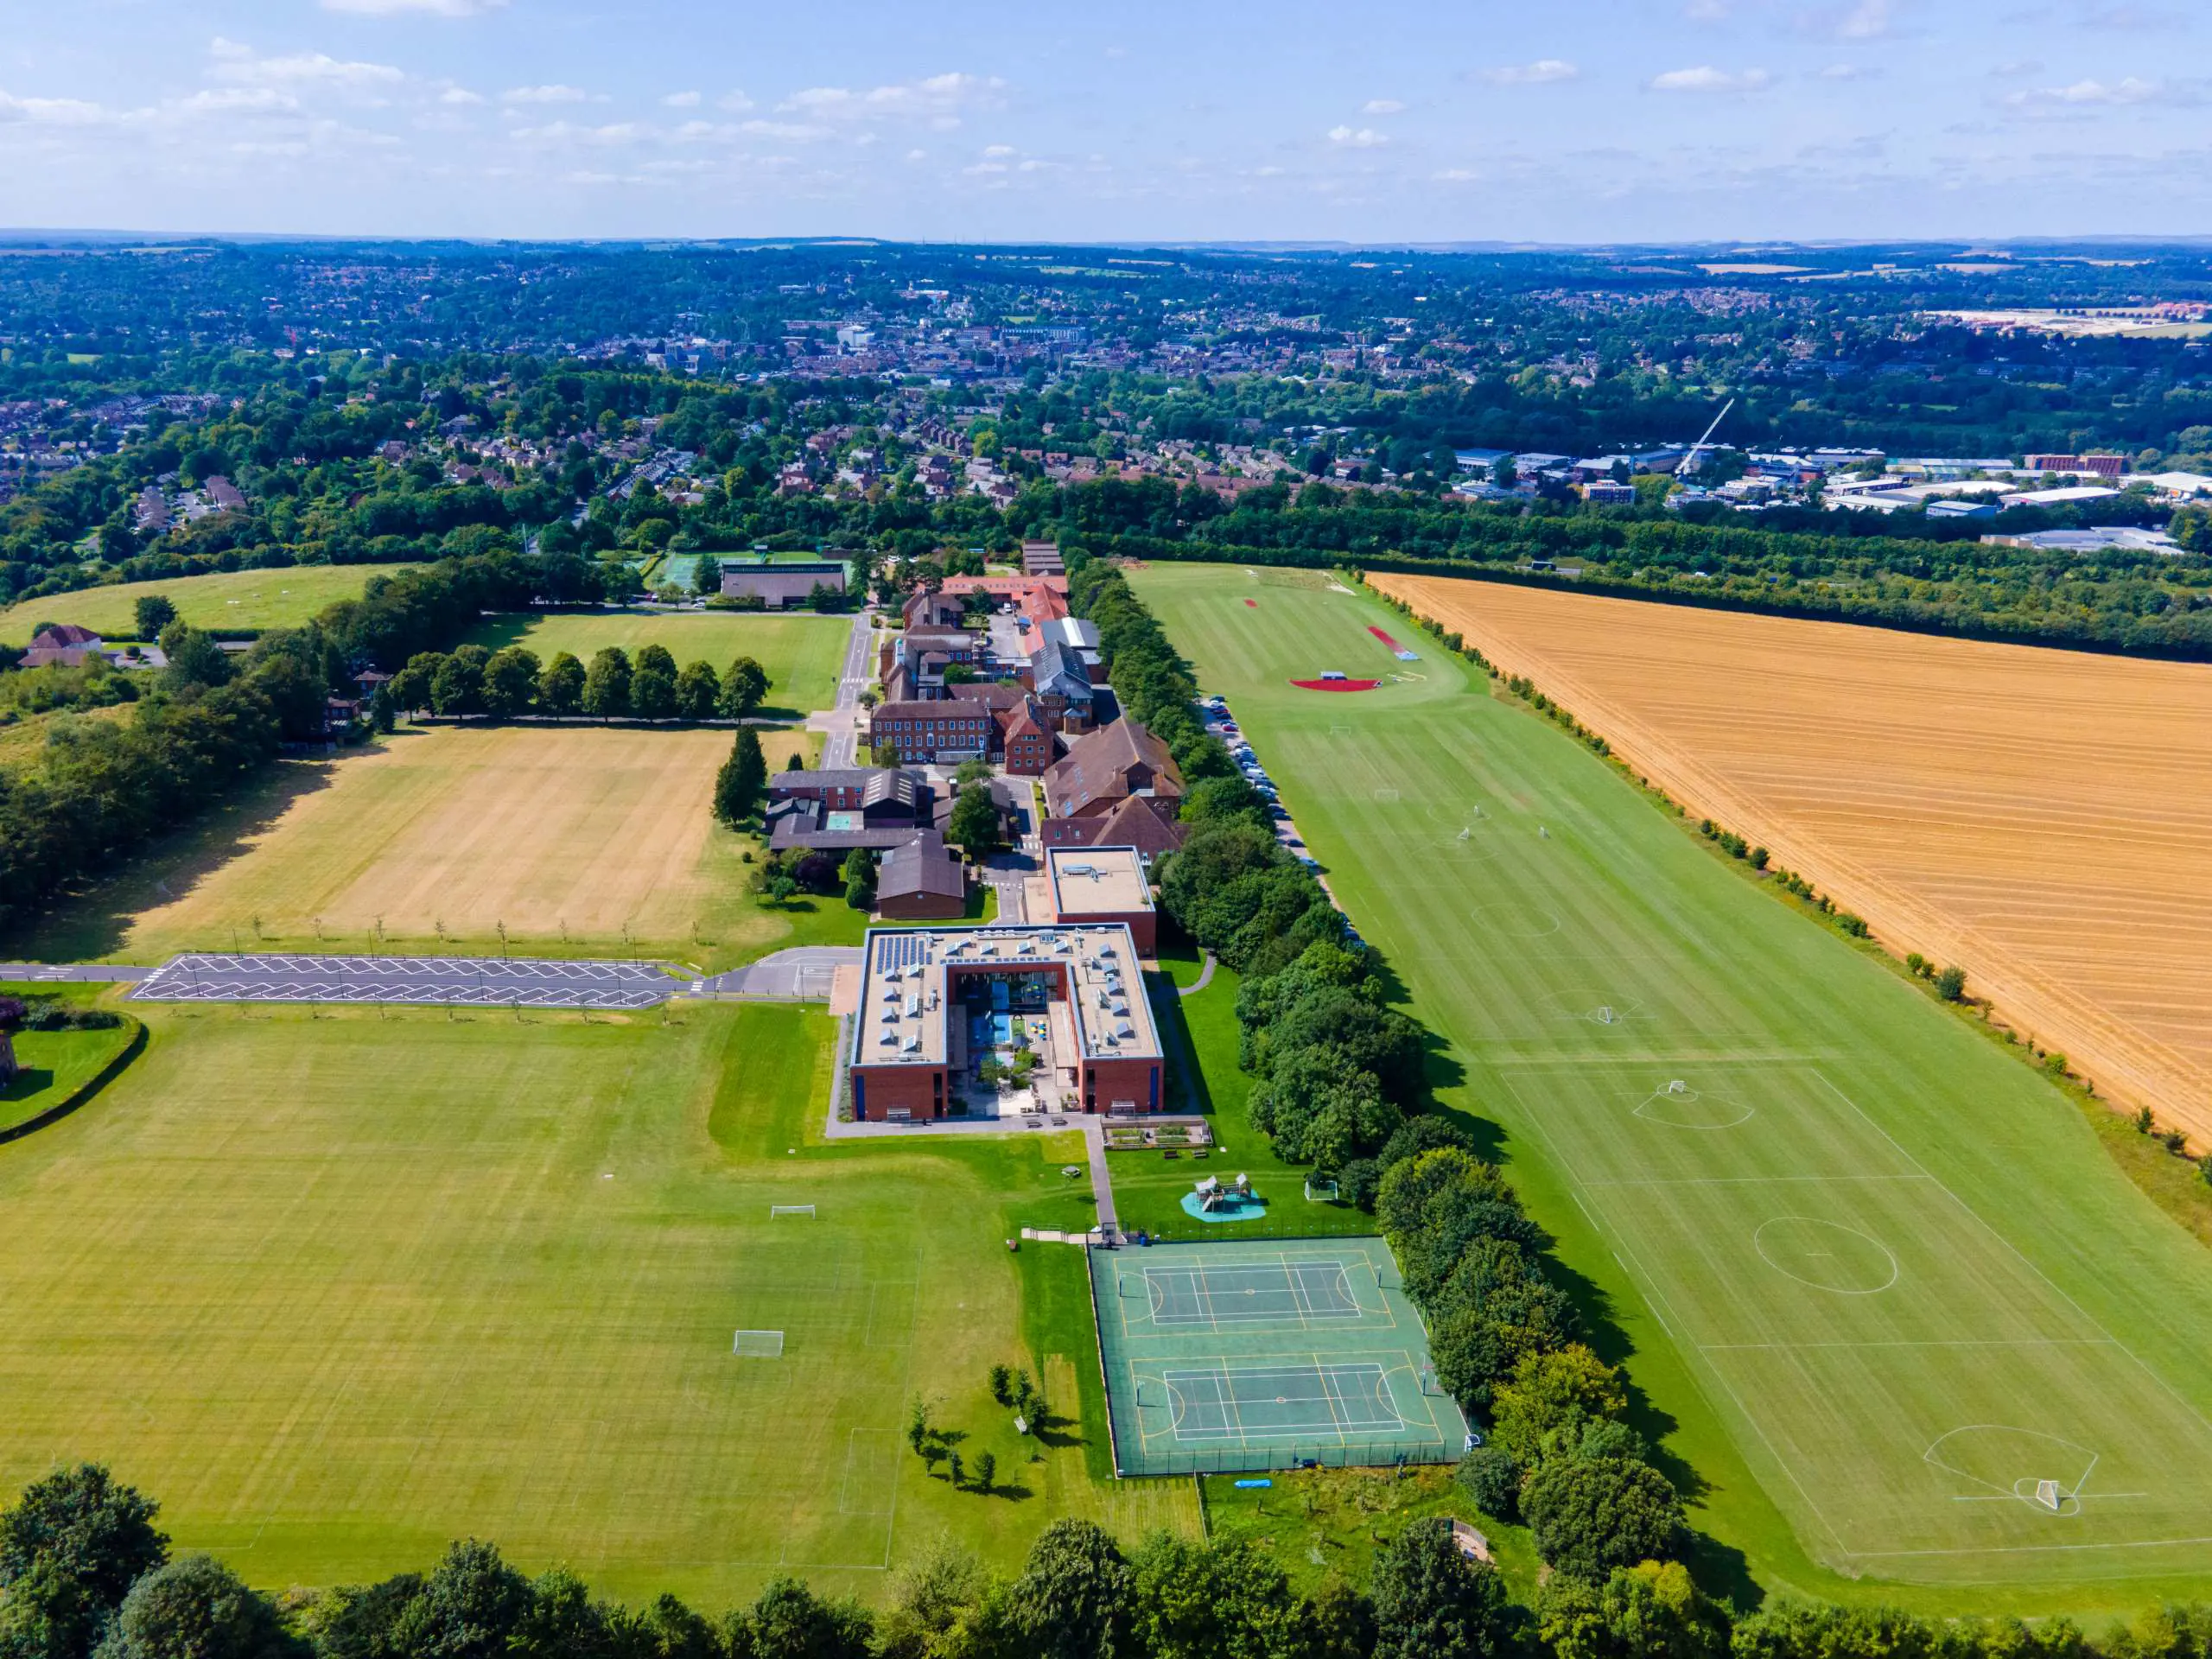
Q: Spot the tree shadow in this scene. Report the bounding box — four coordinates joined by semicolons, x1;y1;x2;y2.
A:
0;753;344;962
0;1067;54;1101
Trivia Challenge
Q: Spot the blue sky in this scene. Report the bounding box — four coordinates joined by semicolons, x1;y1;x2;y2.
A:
1;1;2203;243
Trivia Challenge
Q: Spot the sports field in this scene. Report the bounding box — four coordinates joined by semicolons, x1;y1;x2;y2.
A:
1093;1237;1467;1477
1128;563;2212;1608
0;564;417;644
55;725;817;963
1371;573;2212;1147
461;612;849;721
0;999;1182;1605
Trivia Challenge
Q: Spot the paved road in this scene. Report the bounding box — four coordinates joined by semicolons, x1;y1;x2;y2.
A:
814;607;878;771
1082;1118;1120;1238
130;953;684;1009
692;945;861;1000
1177;951;1217;997
0;963;152;982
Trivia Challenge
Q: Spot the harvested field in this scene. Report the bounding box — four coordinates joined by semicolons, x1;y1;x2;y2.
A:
1371;573;2212;1144
88;725;769;960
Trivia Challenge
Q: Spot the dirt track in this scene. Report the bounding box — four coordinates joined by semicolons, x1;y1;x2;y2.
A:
1374;572;2212;1144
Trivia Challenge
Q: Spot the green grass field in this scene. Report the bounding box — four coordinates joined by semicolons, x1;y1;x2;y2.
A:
0;999;1193;1606
0;565;419;644
1128;563;2212;1614
461;612;849;721
0;984;139;1135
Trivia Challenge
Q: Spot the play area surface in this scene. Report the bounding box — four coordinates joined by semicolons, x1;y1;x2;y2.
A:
1090;1236;1468;1478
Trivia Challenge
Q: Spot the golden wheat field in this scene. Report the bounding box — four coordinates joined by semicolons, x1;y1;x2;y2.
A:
1371;572;2212;1143
107;724;778;960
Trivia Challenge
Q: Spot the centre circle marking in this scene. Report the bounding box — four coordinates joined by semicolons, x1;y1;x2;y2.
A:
1754;1217;1899;1294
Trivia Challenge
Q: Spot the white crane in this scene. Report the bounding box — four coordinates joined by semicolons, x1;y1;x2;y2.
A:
1679;397;1736;477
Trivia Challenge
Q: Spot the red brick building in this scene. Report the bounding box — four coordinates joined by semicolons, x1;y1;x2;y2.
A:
847;924;1162;1122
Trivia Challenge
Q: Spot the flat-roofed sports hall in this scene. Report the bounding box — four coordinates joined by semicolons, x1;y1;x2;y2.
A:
1090;1236;1469;1477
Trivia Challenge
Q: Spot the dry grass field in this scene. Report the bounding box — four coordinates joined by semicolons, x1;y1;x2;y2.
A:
73;724;818;963
1372;573;2212;1144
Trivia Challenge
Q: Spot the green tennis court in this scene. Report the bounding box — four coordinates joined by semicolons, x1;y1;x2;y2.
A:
1090;1236;1469;1476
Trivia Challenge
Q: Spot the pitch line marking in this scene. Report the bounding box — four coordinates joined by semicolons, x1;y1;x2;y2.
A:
1494;1067;1859;1562
1813;1071;2212;1444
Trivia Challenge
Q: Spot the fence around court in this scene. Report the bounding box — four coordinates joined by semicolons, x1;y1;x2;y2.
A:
1086;1235;1461;1479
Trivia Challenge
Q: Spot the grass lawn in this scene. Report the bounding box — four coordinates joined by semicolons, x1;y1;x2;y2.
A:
0;702;137;772
2;725;833;970
1128;561;2212;1617
1201;1465;1541;1605
461;612;849;723
0;984;140;1135
0;999;1194;1608
0;565;419;644
1116;963;1372;1243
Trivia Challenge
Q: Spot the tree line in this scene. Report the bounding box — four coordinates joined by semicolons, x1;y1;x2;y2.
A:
3;1459;2198;1659
384;645;770;726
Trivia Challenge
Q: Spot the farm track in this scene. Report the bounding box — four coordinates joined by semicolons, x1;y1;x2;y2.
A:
1373;573;2212;1146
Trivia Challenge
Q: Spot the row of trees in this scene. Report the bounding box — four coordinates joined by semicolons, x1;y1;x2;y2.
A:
386;645;772;725
4;1460;2196;1659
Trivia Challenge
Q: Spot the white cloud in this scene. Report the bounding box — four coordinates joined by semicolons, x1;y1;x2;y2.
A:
982;143;1015;156
1326;124;1388;146
1649;65;1772;92
1433;167;1478;180
778;72;1002;124
509;120;642;145
0;90;108;125
1821;63;1880;79
1836;0;1894;38
209;40;404;88
715;91;754;112
2007;75;2195;105
1481;60;1580;86
1363;98;1406;113
740;118;832;141
501;85;599;105
661;91;701;109
906;147;927;160
320;0;507;13
439;86;484;105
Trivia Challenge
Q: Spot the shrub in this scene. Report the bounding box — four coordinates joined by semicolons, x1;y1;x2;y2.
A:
1936;964;1967;1001
1454;1446;1522;1521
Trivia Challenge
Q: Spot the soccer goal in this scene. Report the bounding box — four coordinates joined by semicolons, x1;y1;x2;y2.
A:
2035;1479;2063;1512
733;1330;785;1357
1135;1378;1166;1408
770;1204;816;1218
1304;1177;1339;1202
1418;1363;1446;1397
1120;1273;1147;1298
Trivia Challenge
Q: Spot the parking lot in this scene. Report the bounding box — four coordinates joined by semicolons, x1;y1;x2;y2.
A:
130;954;684;1009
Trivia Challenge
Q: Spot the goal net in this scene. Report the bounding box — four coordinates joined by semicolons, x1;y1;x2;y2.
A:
770;1204;816;1217
1419;1364;1446;1397
733;1330;785;1357
2035;1479;2063;1512
1135;1379;1166;1408
1305;1178;1339;1201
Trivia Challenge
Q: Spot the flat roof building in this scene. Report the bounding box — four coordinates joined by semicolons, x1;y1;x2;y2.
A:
848;922;1163;1122
1028;845;1157;953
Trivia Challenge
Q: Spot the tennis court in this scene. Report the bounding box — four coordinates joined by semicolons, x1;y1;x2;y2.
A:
1091;1236;1468;1476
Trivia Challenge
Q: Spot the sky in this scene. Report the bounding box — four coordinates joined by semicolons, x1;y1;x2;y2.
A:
0;0;2205;245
